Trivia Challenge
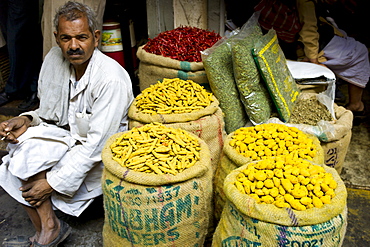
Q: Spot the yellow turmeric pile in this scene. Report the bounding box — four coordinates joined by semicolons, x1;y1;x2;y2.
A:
234;157;337;211
135;78;214;114
110;122;201;175
229;123;317;160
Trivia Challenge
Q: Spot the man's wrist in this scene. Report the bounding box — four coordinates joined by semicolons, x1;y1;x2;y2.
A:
19;115;33;127
19;111;40;126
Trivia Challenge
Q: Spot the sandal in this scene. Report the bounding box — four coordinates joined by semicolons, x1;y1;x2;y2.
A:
345;104;367;119
2;235;32;247
32;220;72;247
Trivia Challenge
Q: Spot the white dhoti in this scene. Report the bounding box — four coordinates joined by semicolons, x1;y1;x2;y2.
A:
0;123;102;217
323;35;370;88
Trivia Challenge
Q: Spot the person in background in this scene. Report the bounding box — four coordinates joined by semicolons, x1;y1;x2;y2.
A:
295;0;369;117
42;0;106;58
0;0;43;111
225;0;369;118
256;0;369;117
0;1;134;246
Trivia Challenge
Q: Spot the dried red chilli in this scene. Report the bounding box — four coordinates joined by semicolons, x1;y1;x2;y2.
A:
143;26;221;62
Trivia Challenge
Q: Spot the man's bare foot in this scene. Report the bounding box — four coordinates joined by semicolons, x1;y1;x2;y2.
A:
34;219;60;245
29;232;40;243
346;102;364;113
32;220;72;247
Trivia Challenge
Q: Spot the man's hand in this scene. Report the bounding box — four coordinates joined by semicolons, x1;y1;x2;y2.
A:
301;56;328;67
302;56;319;64
20;179;54;207
0;116;32;143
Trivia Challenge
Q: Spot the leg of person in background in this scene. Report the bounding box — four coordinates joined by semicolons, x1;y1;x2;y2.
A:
0;0;42;110
346;83;366;115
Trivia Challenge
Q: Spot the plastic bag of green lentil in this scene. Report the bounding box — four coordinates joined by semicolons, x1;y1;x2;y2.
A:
230;12;274;125
202;31;249;134
252;29;301;122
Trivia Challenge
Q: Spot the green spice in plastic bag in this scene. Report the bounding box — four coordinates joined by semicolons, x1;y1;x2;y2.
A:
252;29;300;122
202;34;249;134
231;12;273;125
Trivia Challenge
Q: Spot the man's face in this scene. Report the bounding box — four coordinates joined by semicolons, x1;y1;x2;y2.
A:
54;16;100;68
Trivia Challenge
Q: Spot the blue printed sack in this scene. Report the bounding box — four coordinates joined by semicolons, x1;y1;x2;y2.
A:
101;130;213;247
212;162;347;246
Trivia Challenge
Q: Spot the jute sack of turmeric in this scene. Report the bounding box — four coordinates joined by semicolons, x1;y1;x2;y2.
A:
101;123;213;247
268;101;353;175
213;123;324;221
128;78;227;174
136;45;209;91
212;160;347;247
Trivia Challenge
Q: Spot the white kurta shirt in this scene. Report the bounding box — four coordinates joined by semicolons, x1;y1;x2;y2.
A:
0;47;134;216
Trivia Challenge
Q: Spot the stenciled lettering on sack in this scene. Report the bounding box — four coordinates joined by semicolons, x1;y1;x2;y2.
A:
108;218;180;246
221;236;262;247
277;236;324;247
228;204;261;239
105;193;194;230
275;213;345;246
145;185;181;204
103;186;200;244
325;147;338;168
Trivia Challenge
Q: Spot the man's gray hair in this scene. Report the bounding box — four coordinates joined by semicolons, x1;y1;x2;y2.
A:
53;1;98;34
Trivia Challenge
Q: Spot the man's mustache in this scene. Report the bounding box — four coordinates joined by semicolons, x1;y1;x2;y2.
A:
67;49;84;55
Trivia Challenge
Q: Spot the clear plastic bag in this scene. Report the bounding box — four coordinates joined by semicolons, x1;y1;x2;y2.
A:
230;12;273;125
202;30;249;134
252;29;300;122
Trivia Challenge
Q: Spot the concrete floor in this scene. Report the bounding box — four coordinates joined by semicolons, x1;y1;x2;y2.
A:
0;83;369;246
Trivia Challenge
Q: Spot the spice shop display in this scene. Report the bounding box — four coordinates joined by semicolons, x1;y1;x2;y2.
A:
143;26;221;62
267;92;353;174
233;158;338;210
289;96;334;125
134;77;214;115
136;26;221;91
110;123;202;175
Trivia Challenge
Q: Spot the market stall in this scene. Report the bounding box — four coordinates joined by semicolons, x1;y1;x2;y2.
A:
101;10;351;246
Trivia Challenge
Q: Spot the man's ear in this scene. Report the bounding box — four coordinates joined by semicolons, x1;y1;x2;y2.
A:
54;31;59;45
94;30;101;47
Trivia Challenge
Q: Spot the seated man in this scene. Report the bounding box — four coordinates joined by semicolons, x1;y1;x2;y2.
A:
0;1;134;246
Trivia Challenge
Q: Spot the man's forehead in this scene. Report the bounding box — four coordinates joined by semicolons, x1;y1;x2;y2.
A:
57;16;91;33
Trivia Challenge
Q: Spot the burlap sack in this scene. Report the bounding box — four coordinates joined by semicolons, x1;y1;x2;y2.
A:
322;131;351;175
136;45;209;91
212;162;347;247
101;132;213;247
321;106;352;174
213;131;324;221
128;96;226;174
269;104;353;174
